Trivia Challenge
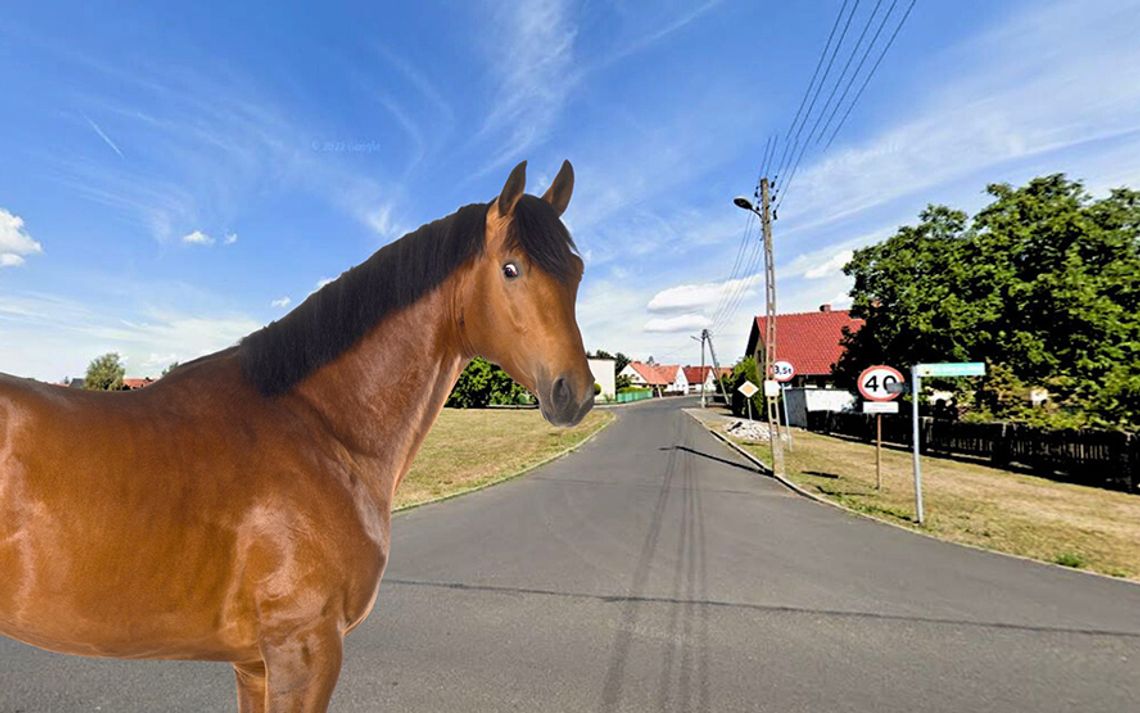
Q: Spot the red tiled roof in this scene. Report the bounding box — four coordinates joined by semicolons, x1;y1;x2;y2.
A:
746;309;864;376
683;366;731;383
629;362;681;386
122;377;154;390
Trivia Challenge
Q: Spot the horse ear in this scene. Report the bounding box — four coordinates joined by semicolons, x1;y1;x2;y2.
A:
541;160;574;217
496;160;527;218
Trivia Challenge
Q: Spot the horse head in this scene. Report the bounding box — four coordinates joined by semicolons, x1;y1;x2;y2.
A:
459;160;594;426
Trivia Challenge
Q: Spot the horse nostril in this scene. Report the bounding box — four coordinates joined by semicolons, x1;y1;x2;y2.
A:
552;376;571;408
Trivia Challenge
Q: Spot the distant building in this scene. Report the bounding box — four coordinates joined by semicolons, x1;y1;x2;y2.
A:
588;358;616;401
744;304;864;388
122;377;155;390
682;366;732;395
619;362;688;396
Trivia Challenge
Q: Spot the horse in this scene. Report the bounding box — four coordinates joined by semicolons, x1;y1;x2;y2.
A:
0;160;593;712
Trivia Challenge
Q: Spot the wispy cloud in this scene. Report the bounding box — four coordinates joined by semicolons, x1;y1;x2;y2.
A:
476;0;577;174
224;232;238;245
643;313;711;333
82;113;124;158
0;208;43;268
271;296;291;308
648;274;762;312
181;229;215;246
0;291;261;380
803;249;853;279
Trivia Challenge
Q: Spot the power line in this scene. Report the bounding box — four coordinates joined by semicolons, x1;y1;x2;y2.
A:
774;0;863;209
772;0;851;181
807;0;885;146
814;0;899;146
824;0;917;151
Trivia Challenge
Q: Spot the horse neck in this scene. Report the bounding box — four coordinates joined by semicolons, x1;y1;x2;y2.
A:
292;279;468;506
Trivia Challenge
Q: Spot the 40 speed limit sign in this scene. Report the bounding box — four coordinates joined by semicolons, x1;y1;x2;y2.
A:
858;365;904;402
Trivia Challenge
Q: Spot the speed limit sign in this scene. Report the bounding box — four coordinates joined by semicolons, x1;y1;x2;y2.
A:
858;365;904;402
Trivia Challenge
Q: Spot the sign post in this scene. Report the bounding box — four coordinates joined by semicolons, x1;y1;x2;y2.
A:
858;365;905;491
910;362;986;525
772;361;795;450
738;380;759;422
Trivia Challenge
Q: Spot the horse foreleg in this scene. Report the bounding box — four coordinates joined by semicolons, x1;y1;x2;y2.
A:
234;660;268;713
261;623;344;713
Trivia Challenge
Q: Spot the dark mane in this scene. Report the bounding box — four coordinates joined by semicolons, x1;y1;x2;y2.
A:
238;196;578;396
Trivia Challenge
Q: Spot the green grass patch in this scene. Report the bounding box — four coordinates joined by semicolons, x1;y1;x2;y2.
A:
395;408;612;510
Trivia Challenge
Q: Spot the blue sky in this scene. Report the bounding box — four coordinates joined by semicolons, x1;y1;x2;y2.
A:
3;0;1140;380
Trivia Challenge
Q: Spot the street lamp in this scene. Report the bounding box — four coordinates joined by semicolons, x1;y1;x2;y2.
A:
730;183;785;477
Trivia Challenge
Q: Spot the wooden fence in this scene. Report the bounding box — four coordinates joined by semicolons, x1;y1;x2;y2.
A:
805;411;1138;493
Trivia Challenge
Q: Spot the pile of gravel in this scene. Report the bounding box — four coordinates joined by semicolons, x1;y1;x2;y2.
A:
724;419;772;442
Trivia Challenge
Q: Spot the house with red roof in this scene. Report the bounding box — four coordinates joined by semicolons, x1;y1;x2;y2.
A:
744;304;864;388
619;361;688;396
682;366;732;395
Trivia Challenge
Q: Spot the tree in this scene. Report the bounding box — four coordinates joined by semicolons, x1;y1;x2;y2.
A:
587;349;630;375
616;373;634;390
836;175;1140;428
162;361;180;377
84;352;126;391
446;357;532;408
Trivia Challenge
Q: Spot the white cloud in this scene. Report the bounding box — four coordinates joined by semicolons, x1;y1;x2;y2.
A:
803;249;853;280
0;292;261;380
224;232;238;245
181;230;215;246
0;208;43;268
477;0;577;173
271;296;292;308
643;313;711;334
647;274;762;312
315;277;335;290
366;204;406;240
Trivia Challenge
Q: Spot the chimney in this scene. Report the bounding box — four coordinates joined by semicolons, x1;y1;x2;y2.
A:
819;303;832;312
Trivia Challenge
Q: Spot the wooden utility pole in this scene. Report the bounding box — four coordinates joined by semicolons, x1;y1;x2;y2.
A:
758;177;785;477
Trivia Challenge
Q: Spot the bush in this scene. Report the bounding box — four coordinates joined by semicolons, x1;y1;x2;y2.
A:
447;357;532;408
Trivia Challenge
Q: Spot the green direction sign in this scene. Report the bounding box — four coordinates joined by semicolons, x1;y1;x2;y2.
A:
915;362;986;378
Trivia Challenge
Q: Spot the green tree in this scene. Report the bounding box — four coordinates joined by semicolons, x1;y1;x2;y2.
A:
836;175;1140;428
84;352;126;391
162;361;180;377
446;357;531;408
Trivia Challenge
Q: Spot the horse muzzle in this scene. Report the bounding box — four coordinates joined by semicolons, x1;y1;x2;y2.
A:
538;373;594;427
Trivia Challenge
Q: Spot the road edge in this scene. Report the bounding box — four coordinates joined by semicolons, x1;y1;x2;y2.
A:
393;411;616;515
684;409;1140;588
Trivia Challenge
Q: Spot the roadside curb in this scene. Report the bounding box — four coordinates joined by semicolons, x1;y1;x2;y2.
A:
685;409;1140;588
393;411;616;515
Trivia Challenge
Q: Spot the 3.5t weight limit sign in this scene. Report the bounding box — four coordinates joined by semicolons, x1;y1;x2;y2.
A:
858;365;904;402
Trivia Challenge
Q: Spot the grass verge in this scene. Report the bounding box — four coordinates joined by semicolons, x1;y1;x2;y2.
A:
691;409;1140;582
394;408;612;511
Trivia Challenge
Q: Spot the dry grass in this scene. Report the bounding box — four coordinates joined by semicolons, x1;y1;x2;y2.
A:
394;408;612;510
693;409;1140;582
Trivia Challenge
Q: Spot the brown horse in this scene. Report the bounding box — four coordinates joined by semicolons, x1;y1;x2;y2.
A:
0;160;592;711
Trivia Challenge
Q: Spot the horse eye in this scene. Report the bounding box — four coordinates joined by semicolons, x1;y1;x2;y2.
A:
502;262;520;279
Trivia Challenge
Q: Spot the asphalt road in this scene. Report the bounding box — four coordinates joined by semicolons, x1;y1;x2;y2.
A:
3;396;1139;712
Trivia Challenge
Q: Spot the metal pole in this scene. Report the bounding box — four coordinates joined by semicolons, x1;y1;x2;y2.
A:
758;177;785;477
700;334;707;408
875;413;882;490
911;366;924;524
781;383;793;451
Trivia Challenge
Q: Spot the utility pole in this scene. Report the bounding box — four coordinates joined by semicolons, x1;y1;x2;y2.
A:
732;178;784;477
702;329;732;410
690;333;708;407
758;178;785;477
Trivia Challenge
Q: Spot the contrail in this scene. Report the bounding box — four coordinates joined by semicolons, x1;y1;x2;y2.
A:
83;114;124;158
